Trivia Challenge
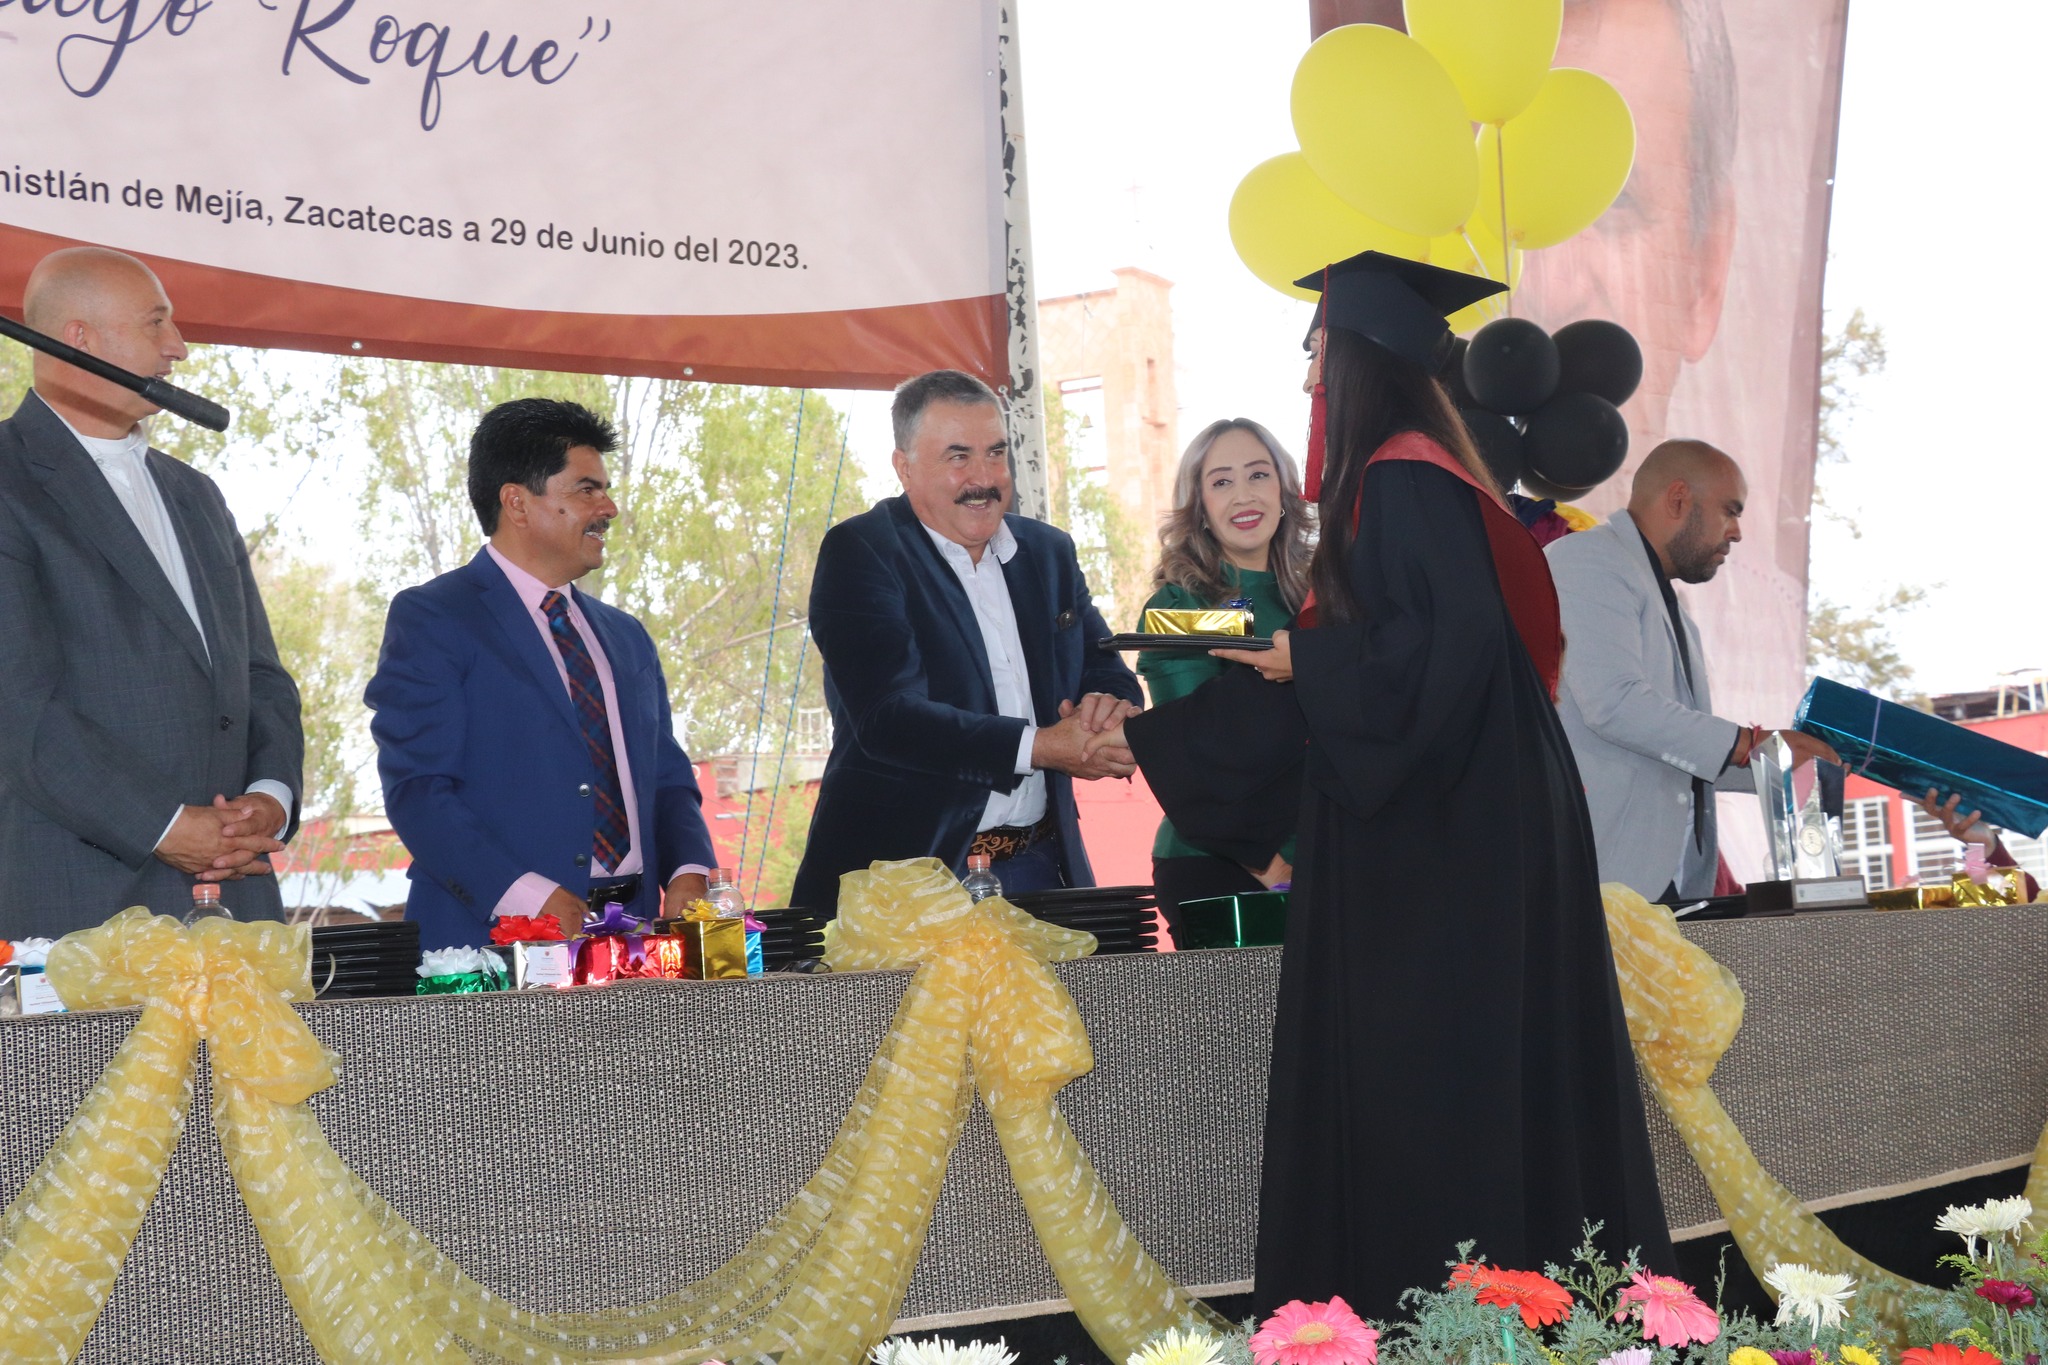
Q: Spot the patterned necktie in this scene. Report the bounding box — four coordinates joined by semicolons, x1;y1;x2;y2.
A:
541;591;631;870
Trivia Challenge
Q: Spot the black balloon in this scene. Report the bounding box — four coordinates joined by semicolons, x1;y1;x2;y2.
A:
1460;408;1524;489
1519;470;1598;503
1523;391;1630;489
1439;337;1477;409
1553;319;1644;406
1463;318;1560;416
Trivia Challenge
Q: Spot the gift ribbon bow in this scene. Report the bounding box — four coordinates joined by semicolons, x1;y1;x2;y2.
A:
582;902;644;937
489;914;567;945
680;898;733;924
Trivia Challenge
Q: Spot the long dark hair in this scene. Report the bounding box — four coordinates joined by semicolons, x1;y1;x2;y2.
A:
1308;326;1500;623
1153;418;1316;613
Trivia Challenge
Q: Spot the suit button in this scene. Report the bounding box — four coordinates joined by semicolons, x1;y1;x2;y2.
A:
574;854;588;867
578;784;591;797
219;715;232;731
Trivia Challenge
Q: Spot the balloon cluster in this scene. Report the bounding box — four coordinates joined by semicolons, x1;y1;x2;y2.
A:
1229;0;1635;330
1451;318;1642;499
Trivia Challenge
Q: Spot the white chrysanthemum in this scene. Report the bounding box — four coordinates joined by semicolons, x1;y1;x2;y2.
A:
1978;1196;2035;1233
1936;1196;2035;1257
1128;1327;1228;1365
868;1336;1020;1365
1764;1262;1856;1336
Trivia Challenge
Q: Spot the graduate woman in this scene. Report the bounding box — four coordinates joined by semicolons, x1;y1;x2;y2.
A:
1136;418;1313;940
1091;252;1673;1316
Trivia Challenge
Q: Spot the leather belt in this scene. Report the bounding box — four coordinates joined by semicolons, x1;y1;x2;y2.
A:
586;874;641;910
970;812;1057;864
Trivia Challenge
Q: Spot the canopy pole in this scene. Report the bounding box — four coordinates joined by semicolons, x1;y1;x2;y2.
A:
998;1;1049;521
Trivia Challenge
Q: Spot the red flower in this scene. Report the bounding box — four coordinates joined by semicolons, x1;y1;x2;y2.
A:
1449;1263;1574;1329
1978;1280;2037;1313
1901;1345;2003;1365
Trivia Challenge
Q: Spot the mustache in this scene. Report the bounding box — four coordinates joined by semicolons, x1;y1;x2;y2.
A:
954;486;1005;506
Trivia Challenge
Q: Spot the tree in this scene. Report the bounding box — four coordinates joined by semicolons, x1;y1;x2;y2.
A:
1808;307;1926;699
1042;384;1149;628
1807;586;1927;701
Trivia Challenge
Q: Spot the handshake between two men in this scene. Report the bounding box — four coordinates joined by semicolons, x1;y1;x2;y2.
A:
1038;693;1141;780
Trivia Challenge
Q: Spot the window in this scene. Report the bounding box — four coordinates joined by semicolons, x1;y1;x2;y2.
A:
1838;797;1893;891
1906;802;1964;882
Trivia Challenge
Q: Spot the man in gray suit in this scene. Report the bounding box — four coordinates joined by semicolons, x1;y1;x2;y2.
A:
1546;440;1834;900
0;248;303;937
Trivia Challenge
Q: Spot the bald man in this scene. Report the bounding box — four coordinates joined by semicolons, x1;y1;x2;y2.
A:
0;247;302;936
1544;439;1835;900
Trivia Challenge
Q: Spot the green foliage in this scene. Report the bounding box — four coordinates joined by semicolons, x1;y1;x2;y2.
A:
334;360;852;759
1042;384;1147;628
1808;586;1929;702
0;337;28;413
251;549;385;823
1817;309;1888;470
1808;306;1928;703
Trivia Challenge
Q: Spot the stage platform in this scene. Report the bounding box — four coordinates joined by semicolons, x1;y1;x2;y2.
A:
0;904;2040;1361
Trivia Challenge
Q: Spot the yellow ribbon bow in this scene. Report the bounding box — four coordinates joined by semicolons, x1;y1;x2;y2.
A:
0;867;1226;1364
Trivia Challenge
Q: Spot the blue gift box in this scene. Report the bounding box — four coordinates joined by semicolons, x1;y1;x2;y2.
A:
1796;677;2048;838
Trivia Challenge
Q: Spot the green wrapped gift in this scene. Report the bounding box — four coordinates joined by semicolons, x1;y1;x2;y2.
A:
1177;890;1288;949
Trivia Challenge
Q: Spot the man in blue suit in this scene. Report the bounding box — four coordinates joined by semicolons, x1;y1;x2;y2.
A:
367;399;715;949
790;371;1142;916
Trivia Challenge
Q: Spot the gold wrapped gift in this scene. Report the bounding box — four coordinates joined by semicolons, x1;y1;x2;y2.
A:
1141;608;1250;637
1868;867;2032;911
679;919;748;979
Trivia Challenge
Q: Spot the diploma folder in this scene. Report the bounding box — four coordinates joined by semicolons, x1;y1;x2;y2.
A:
1097;633;1274;653
1795;677;2048;838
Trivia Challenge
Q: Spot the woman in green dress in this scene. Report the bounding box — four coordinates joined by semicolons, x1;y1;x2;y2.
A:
1136;418;1315;943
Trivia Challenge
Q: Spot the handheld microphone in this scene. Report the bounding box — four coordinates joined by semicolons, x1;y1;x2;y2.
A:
0;313;232;433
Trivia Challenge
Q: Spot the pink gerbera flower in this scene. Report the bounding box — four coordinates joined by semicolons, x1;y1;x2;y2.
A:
1613;1270;1721;1346
1249;1296;1381;1365
1978;1279;2037;1313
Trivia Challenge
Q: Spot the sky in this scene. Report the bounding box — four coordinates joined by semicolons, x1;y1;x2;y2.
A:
231;0;2040;701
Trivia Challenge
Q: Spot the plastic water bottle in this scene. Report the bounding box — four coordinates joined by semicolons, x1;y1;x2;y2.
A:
707;867;746;919
962;855;1002;903
184;882;233;926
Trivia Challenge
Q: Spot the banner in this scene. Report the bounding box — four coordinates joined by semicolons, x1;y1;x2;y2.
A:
0;1;1008;388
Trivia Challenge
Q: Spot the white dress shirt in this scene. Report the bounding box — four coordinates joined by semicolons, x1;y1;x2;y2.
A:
50;407;293;843
919;520;1046;832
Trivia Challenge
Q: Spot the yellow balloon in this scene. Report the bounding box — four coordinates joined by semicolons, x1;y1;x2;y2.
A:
1404;0;1563;125
1229;153;1429;301
1291;24;1479;239
1475;67;1636;250
1428;223;1518;332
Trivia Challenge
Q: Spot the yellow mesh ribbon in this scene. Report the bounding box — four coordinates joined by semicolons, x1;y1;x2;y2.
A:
0;861;1224;1363
1601;884;1921;1330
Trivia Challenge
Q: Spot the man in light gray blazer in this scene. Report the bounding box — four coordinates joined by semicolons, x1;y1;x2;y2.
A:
0;248;303;937
1545;440;1834;900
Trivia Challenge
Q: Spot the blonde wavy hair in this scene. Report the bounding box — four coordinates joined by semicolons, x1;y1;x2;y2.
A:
1151;418;1315;613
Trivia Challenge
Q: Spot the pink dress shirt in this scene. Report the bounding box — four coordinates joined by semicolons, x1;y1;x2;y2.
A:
485;546;707;918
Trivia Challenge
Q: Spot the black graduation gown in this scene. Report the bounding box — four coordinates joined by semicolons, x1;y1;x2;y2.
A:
1125;456;1673;1318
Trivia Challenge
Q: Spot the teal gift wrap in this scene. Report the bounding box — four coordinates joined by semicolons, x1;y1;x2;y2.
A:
1797;677;2048;837
1177;890;1289;949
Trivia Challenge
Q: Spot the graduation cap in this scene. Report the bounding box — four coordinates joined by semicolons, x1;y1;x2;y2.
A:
1296;250;1507;370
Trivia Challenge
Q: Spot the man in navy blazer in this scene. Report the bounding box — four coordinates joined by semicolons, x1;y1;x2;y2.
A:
790;371;1143;916
366;399;715;949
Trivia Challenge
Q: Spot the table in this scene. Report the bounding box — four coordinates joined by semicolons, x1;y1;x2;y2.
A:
1;905;2040;1360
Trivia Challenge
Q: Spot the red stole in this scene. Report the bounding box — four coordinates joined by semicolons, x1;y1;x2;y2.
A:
1298;432;1563;700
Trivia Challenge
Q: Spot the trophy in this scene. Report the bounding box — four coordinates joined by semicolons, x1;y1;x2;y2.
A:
1748;735;1866;912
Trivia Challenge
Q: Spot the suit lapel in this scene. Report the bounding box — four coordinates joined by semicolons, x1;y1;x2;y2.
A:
18;397;210;673
469;551;581;737
1000;536;1057;725
1611;513;1691;702
891;499;996;709
152;455;223;674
